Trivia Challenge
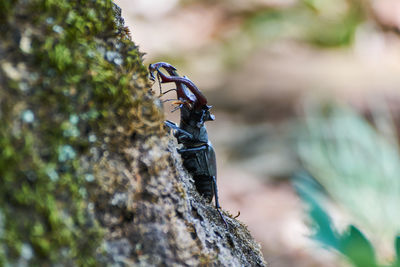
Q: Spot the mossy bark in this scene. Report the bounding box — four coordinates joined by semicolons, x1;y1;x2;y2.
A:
0;1;266;266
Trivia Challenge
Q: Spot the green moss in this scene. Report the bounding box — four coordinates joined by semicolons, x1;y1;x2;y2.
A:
0;0;163;265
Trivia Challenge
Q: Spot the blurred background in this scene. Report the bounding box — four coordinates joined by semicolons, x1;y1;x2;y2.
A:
114;0;400;266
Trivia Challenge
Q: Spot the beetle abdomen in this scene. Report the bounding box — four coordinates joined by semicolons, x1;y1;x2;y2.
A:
194;175;214;203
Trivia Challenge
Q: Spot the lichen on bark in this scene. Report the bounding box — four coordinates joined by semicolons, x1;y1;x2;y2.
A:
0;0;266;266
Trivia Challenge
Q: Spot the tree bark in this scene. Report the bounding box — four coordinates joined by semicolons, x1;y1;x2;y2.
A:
0;1;266;266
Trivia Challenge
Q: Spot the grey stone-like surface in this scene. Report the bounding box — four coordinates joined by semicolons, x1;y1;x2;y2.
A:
94;133;266;266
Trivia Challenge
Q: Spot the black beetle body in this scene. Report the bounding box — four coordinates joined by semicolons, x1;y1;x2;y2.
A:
176;104;217;202
149;62;226;226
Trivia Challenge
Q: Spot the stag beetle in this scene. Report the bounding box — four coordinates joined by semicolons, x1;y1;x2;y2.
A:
149;62;227;226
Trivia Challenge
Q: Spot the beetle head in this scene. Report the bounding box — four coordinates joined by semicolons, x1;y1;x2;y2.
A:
180;104;214;129
148;62;209;112
148;62;177;81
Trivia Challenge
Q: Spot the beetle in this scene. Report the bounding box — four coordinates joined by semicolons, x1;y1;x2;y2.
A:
149;62;227;226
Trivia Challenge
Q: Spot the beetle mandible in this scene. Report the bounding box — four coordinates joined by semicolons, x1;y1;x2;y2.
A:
149;62;227;226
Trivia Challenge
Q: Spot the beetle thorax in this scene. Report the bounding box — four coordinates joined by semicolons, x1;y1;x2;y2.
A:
179;105;209;144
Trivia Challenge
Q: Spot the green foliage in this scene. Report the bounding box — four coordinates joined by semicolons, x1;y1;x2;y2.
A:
0;0;13;23
299;105;400;241
294;174;339;250
243;0;364;47
220;0;366;67
295;173;378;267
341;226;377;267
392;237;400;267
297;104;400;266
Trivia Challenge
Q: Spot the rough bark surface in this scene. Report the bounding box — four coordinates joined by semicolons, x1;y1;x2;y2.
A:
0;1;266;266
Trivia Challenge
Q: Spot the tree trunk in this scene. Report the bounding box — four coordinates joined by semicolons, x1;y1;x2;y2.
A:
0;1;266;266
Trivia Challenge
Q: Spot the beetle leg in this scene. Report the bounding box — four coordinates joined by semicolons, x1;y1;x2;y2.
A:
171;104;183;113
161;98;178;103
159;88;177;97
212;176;228;227
164;120;193;139
156;72;162;94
